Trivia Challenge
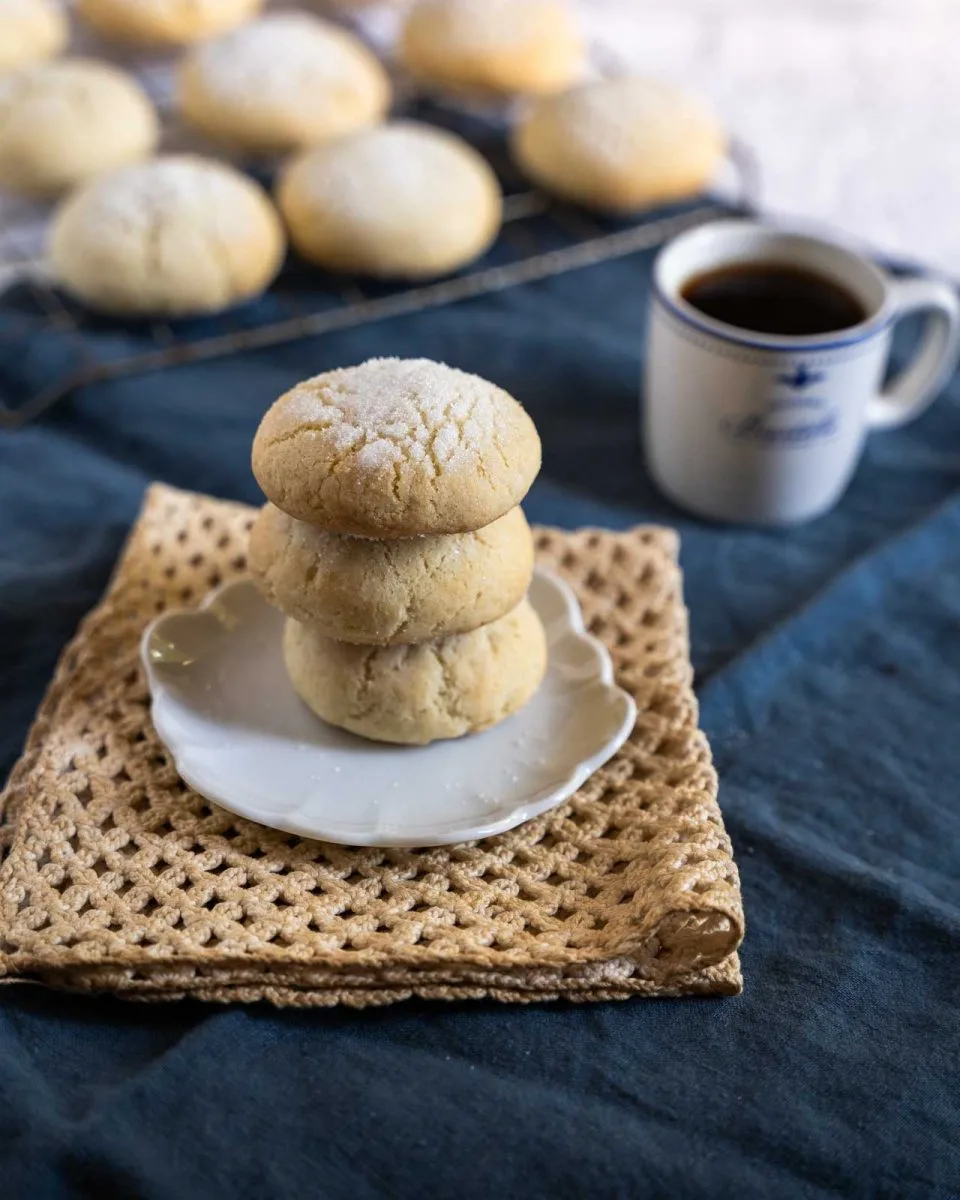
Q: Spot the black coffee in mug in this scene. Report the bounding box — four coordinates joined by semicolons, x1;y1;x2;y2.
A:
681;262;868;336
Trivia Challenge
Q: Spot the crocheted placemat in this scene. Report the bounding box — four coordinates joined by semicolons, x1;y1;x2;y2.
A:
0;484;743;1007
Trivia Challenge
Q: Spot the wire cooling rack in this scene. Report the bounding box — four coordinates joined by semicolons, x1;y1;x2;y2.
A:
0;15;760;429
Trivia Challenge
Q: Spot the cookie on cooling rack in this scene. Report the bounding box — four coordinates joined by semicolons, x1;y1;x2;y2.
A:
252;357;541;538
178;13;390;156
250;502;535;645
0;60;158;197
75;0;262;46
400;0;583;98
511;76;726;212
283;597;547;745
276;121;502;280
0;0;67;72
49;155;285;317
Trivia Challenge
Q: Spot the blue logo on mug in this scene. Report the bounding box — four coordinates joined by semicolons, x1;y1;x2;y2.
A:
721;409;838;444
776;363;826;389
721;362;838;444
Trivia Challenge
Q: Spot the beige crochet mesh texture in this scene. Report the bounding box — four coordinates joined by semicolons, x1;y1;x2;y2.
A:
0;484;743;1007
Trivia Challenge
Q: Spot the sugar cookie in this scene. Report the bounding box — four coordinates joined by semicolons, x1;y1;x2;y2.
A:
49;155;285;316
252;357;541;538
283;598;547;744
250;502;534;645
0;60;158;197
0;0;67;72
75;0;261;46
277;121;501;279
401;0;583;97
511;76;726;212
178;13;390;156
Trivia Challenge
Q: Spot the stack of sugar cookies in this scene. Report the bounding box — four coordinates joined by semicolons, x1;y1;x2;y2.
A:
249;357;546;746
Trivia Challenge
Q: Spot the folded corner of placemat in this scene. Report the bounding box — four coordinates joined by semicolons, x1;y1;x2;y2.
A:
0;483;744;1006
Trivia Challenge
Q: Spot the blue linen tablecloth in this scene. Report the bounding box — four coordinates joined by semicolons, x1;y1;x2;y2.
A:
1;238;958;1199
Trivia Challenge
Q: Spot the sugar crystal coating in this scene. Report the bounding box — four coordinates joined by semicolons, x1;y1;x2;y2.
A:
252;358;541;537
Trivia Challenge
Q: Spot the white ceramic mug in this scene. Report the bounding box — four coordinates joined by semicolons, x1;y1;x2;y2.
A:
643;220;960;524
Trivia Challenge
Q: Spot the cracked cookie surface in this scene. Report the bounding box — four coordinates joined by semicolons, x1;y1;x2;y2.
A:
283;597;547;744
400;0;583;98
250;502;534;644
177;13;390;155
276;120;502;279
0;59;158;197
252;357;541;537
511;75;725;212
49;154;285;316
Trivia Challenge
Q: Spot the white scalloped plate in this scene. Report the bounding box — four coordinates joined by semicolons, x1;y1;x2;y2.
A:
140;570;636;847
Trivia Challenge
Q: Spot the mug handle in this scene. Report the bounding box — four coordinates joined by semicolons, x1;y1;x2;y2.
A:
869;277;960;430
